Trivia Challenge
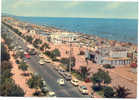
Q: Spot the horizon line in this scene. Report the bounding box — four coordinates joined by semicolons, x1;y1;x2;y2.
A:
2;13;138;20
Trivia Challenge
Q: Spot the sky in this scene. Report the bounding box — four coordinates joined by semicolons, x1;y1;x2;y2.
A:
2;0;138;19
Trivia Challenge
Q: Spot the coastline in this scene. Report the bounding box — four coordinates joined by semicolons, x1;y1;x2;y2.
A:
12;16;138;45
2;16;137;98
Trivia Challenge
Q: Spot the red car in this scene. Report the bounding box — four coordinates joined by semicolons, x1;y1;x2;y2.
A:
85;78;91;83
24;52;30;59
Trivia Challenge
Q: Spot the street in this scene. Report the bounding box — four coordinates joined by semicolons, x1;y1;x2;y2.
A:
2;24;89;97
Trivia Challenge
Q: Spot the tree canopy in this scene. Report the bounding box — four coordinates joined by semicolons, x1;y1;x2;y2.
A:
104;86;115;98
1;43;10;61
114;86;131;98
25;35;33;43
91;69;111;87
27;74;42;89
19;61;28;72
51;48;61;57
80;66;88;80
60;57;76;71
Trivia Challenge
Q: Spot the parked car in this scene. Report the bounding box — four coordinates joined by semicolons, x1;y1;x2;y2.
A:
43;58;51;63
58;69;66;76
78;85;88;95
63;72;72;81
41;80;47;87
39;59;45;65
71;79;79;86
85;78;91;83
18;46;22;49
48;91;56;97
29;49;37;55
24;52;30;59
57;78;65;86
39;54;44;58
41;86;49;94
19;49;24;52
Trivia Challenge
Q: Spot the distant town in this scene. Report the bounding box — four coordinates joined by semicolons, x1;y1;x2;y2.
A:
1;16;137;98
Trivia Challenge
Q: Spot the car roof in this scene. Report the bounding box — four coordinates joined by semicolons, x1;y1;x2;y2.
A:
49;91;55;95
73;79;79;81
81;86;87;89
58;78;64;80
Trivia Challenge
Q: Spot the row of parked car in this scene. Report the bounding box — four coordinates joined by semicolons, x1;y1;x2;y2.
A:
38;53;52;65
54;67;89;95
40;79;56;97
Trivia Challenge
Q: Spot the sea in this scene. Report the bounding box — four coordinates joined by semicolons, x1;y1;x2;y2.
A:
14;16;138;45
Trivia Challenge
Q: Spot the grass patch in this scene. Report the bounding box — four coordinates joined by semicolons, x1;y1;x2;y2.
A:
96;91;104;97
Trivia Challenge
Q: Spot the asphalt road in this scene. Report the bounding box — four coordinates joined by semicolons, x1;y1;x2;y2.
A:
2;24;89;97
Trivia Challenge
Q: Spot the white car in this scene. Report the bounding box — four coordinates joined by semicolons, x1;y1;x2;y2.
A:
48;91;56;97
18;46;22;49
19;49;24;52
57;79;65;86
71;79;79;86
78;85;88;95
39;60;45;65
43;58;51;63
39;54;44;58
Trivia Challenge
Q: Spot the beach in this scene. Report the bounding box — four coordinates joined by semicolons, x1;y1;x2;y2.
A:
2;16;137;98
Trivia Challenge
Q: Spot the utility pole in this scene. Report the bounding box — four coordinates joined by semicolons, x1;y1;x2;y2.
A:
69;35;73;73
69;41;71;73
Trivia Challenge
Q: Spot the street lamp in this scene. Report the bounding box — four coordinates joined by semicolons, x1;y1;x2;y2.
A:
69;35;72;73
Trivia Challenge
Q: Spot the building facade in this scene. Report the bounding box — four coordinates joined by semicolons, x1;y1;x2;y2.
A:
50;32;78;44
94;47;131;66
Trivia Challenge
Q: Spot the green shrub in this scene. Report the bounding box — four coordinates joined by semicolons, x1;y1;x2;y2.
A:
44;51;51;56
25;36;33;43
33;91;41;96
60;57;76;71
51;48;61;57
10;85;25;96
27;74;42;89
91;69;111;88
1;43;10;61
92;85;103;91
104;86;115;98
103;64;115;69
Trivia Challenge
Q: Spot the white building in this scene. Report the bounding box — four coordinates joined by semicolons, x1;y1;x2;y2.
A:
94;47;131;66
50;32;78;44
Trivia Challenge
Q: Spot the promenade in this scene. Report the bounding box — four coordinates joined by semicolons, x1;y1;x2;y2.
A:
2;16;137;98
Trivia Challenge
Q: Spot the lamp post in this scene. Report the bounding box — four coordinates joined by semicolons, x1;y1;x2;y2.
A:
56;32;75;73
69;35;72;73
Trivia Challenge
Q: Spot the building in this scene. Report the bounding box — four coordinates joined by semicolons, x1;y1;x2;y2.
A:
50;32;78;44
93;47;131;66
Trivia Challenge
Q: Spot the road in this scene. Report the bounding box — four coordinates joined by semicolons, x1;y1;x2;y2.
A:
2;23;89;97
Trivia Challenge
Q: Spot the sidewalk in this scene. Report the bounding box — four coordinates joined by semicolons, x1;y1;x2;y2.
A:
10;51;36;96
11;31;103;98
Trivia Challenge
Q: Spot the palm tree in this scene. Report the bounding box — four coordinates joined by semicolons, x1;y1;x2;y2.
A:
19;61;28;76
80;66;88;80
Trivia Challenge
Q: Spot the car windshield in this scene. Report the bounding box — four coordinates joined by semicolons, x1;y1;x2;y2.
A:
40;59;44;61
74;80;78;82
49;92;55;96
50;94;55;97
60;79;64;82
81;86;87;89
